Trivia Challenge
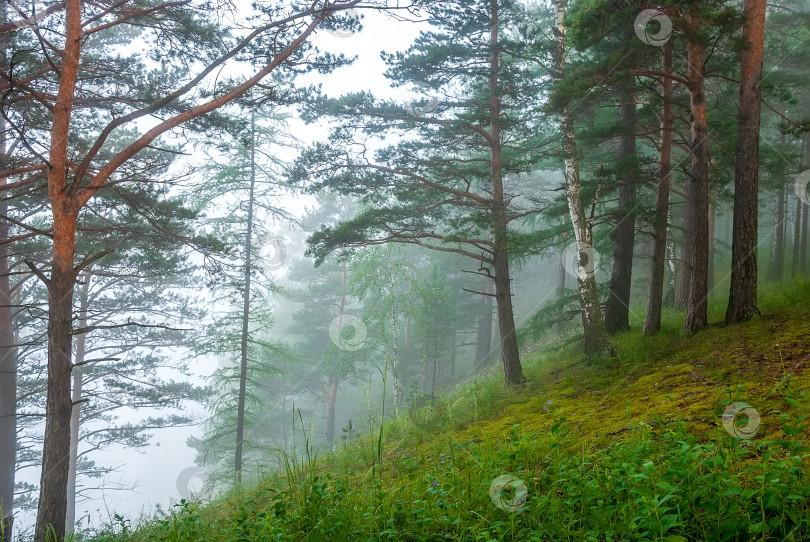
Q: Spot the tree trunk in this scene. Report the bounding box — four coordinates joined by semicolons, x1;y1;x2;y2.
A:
0;29;16;534
326;265;347;444
36;1;82;537
324;374;339;444
383;251;402;415
492;243;523;383
37;224;78;542
802;134;810;274
430;306;439;396
767;130;788;283
767;178;786;282
684;30;710;334
708;203;715;293
801;202;808;273
489;0;523;385
235;114;257;484
474;279;494;366
66;273;92;534
553;0;610;356
674;185;693;311
726;0;765;324
664;207;677;306
0;184;14;542
644;41;673;335
605;99;637;333
556;245;567;302
792;197;802;275
0;223;14;542
448;329;456;377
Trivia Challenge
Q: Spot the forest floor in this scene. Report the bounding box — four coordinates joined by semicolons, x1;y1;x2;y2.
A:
96;279;810;542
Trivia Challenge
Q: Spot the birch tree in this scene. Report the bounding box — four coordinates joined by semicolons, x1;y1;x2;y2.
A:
550;0;610;356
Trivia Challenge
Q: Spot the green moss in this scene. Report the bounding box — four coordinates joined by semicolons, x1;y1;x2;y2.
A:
98;279;810;542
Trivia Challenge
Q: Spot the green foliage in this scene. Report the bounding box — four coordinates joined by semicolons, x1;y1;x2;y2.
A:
89;280;810;542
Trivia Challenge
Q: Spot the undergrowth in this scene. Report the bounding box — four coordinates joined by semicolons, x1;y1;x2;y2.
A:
86;280;810;541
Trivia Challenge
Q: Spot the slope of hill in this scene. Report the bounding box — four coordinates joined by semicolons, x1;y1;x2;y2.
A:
94;280;810;542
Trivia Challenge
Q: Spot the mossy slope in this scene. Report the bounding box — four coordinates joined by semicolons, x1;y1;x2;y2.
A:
100;281;810;542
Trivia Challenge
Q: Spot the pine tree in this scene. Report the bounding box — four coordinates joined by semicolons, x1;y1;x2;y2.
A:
296;0;555;384
726;0;766;324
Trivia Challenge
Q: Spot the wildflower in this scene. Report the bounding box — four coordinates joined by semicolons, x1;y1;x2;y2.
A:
546;400;553;406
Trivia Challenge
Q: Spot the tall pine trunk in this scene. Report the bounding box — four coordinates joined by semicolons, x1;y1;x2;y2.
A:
0;216;14;542
37;224;78;542
684;30;710;334
708;203;716;292
767;129;788;282
604;99;637;333
726;0;765;324
767;180;786;281
644;41;674;335
448;330;456;377
0;58;16;540
488;0;524;384
801;203;808;273
36;1;83;537
324;375;339;444
802;134;810;273
553;0;610;356
66;274;92;534
235;114;257;484
325;264;347;444
792;197;802;275
474;280;494;366
0;207;14;542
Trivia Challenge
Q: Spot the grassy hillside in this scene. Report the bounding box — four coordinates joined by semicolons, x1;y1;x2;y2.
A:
95;281;810;542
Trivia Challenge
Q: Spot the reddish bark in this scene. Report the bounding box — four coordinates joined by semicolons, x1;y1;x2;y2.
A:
35;0;82;537
726;0;765;324
489;0;523;385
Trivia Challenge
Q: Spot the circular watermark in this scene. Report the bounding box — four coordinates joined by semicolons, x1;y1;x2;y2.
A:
634;9;673;47
561;241;599;280
176;467;213;501
328;314;367;351
407;82;439;118
489;474;528;513
326;8;361;39
260;235;287;273
795;170;810;205
721;402;760;440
